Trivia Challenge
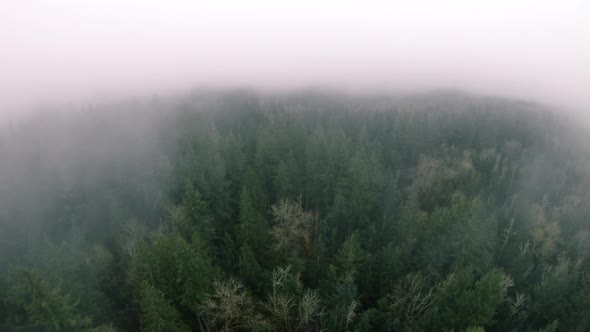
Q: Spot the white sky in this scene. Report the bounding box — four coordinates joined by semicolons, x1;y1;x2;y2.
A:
1;0;589;116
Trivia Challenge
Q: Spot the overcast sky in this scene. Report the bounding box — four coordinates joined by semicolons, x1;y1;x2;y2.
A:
1;0;589;117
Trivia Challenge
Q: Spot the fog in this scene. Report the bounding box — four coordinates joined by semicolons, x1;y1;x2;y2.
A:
1;0;589;119
4;3;590;329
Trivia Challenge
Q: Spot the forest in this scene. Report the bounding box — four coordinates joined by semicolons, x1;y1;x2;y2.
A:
1;91;590;331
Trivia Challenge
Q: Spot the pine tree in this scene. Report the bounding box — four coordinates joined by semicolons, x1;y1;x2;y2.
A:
334;232;366;281
137;281;189;332
130;232;216;311
8;269;93;331
237;186;270;258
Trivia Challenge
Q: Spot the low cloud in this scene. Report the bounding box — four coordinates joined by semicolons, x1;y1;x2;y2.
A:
1;1;588;119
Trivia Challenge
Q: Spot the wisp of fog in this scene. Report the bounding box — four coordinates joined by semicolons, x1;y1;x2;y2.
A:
2;2;590;331
1;0;589;119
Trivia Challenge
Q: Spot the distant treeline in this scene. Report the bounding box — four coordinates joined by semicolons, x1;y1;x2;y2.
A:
1;91;589;331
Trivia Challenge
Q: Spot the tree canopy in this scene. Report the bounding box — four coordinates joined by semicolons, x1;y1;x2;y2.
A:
0;91;587;331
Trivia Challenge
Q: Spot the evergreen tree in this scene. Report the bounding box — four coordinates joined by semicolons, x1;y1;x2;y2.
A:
137;281;189;332
7;269;93;331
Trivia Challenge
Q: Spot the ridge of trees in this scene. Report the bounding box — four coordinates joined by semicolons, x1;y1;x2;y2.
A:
0;92;587;331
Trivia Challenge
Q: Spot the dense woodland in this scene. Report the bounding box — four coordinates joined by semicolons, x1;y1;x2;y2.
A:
1;91;590;331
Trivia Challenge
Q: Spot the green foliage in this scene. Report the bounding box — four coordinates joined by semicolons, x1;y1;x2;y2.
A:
137;281;189;332
465;327;485;332
2;92;589;330
236;187;273;291
237;187;270;257
325;274;360;331
531;255;578;327
7;269;93;331
130;232;215;310
168;181;214;242
425;268;513;330
334;232;366;280
237;244;265;291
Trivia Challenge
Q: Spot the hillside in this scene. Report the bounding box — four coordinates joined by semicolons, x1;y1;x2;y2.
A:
1;92;589;331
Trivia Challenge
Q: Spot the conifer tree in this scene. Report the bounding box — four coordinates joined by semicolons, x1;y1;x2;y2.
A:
8;269;93;331
137;281;189;332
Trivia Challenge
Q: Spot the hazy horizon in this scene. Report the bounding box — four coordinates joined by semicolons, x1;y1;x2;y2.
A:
2;1;589;119
4;3;590;330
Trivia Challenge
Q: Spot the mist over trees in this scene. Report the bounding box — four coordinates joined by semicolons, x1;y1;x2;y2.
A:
1;91;589;331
